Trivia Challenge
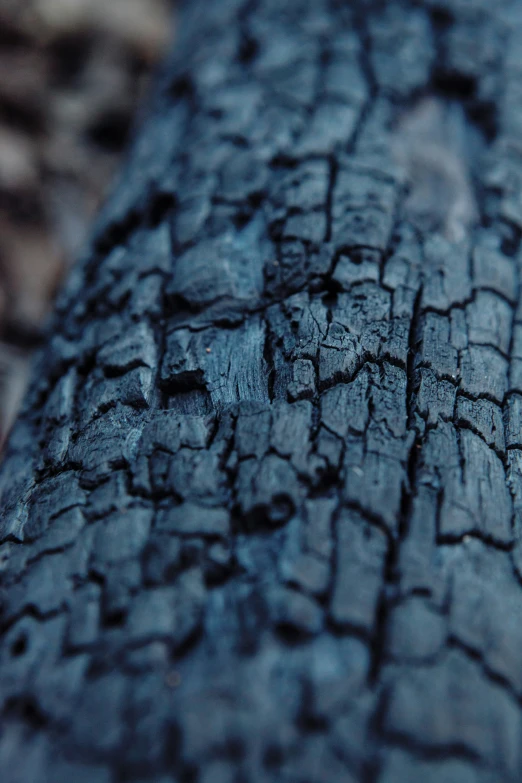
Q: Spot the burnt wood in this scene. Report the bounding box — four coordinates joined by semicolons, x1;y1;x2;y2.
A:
1;0;522;780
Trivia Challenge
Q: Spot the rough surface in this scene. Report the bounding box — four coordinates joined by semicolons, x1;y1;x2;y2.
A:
2;0;522;780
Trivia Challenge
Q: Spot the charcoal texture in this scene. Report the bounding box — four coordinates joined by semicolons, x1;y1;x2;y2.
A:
2;0;522;780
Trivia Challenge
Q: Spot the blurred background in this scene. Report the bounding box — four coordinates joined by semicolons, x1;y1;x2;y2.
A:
0;0;174;449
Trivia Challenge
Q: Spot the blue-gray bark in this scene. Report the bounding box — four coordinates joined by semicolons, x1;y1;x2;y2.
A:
1;0;522;780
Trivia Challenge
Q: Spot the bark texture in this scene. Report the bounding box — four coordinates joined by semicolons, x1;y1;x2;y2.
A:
1;0;522;780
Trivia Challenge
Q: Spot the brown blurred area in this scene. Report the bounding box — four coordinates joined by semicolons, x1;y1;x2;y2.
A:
0;0;174;449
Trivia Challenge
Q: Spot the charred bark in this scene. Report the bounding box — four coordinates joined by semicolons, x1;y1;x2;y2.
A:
1;0;522;781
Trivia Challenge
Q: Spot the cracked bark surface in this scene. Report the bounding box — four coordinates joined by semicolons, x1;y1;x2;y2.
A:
2;0;522;780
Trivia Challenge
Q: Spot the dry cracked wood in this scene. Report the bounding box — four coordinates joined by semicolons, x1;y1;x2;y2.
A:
1;0;522;780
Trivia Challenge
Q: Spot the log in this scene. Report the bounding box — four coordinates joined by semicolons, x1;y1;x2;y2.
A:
1;0;522;780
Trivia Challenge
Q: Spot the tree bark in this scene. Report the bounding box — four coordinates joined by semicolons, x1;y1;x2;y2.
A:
1;0;522;780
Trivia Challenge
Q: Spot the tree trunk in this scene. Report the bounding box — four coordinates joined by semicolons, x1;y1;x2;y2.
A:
1;0;522;780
